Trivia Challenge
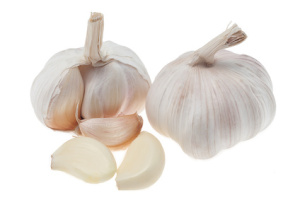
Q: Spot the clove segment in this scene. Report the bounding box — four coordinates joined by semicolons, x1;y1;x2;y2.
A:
79;62;150;119
51;137;117;183
78;113;143;150
116;131;165;190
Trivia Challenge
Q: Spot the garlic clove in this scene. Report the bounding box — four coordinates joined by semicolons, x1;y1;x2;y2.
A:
79;64;126;118
31;49;86;130
78;113;143;150
45;68;84;130
115;131;165;190
51;137;117;183
79;61;150;119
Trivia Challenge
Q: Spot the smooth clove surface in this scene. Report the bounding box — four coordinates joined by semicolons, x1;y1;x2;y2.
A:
116;131;165;190
51;137;117;183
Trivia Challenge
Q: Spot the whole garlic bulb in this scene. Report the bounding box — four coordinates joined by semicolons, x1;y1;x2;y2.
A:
146;24;276;159
31;13;150;133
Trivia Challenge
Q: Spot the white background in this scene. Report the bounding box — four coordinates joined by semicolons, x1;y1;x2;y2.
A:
0;0;299;199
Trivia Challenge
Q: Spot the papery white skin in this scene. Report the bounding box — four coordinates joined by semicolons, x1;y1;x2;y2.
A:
30;49;85;130
31;13;150;130
146;24;276;159
116;131;165;190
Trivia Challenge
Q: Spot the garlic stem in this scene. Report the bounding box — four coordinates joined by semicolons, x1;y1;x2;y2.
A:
190;24;247;67
84;12;104;64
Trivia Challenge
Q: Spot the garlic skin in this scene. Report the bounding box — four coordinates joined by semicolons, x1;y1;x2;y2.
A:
51;137;117;183
31;13;150;130
78;113;143;149
30;49;85;130
146;24;276;159
116;131;165;190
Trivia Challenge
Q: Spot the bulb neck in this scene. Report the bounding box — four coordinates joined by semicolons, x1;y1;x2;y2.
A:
190;24;247;67
84;12;104;65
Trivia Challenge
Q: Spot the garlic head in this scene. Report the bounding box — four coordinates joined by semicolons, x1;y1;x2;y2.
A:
31;12;150;131
146;24;276;159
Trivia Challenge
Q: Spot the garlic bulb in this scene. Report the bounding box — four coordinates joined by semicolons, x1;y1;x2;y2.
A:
31;13;150;133
146;24;276;159
116;131;165;190
51;137;117;183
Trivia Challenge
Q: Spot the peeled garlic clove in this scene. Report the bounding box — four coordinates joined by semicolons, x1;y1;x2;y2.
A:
31;50;85;130
116;131;165;190
51;137;117;183
146;24;276;159
78;113;143;149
